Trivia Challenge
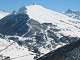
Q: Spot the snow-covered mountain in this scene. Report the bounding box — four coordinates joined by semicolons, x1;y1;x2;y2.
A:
64;9;80;20
18;5;80;37
0;5;80;60
0;11;9;19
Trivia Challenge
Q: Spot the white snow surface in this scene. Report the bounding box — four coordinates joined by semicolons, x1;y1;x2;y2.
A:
19;5;80;37
0;11;9;19
0;37;65;60
0;38;35;60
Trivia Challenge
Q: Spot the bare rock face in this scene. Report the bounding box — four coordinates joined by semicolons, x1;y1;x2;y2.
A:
37;39;80;60
3;57;11;60
0;13;29;36
0;55;11;60
65;47;80;60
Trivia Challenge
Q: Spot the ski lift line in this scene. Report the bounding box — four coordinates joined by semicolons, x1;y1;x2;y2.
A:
0;41;15;53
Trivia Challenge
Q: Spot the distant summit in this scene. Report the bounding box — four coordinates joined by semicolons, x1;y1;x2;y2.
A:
65;9;80;20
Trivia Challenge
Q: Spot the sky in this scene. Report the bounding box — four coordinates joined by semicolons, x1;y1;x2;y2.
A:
0;0;80;12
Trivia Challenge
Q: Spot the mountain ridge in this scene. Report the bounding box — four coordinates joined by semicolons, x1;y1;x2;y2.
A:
0;4;80;60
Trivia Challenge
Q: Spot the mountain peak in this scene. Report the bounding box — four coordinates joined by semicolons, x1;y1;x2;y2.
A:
18;5;80;37
19;5;80;24
26;4;45;10
18;5;45;14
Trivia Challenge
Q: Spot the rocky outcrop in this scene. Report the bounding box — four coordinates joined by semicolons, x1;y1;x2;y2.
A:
37;39;80;60
0;55;11;60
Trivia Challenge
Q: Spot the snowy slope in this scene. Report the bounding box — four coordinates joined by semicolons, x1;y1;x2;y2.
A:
0;11;9;19
18;5;80;37
0;38;35;60
0;4;80;60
